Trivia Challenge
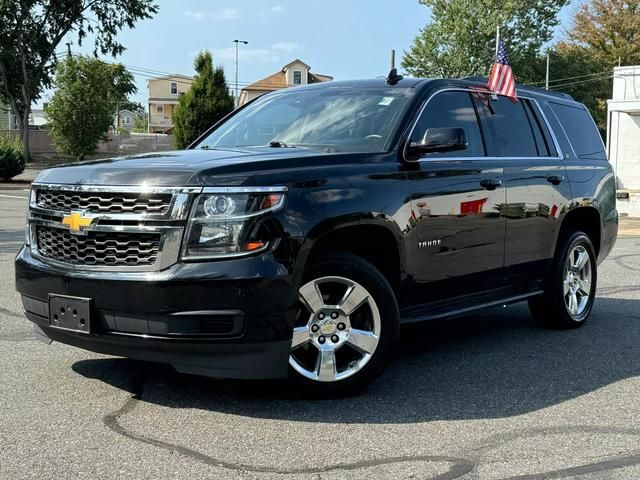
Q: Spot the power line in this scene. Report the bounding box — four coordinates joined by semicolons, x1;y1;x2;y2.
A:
548;74;612;90
53;51;299;90
530;70;611;87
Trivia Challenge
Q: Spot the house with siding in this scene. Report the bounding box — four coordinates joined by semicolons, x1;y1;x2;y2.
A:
147;74;194;134
238;59;332;106
0;101;12;130
116;109;141;131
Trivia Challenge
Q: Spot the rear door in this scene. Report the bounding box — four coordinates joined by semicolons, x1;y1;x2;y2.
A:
473;94;572;278
404;89;507;303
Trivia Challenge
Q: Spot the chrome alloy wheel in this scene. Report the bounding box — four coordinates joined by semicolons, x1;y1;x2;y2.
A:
289;276;381;383
563;245;593;317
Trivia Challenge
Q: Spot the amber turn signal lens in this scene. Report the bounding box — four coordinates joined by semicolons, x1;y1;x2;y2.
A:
261;194;282;209
245;241;266;251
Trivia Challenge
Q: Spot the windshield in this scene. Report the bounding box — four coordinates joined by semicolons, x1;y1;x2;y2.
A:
195;87;415;153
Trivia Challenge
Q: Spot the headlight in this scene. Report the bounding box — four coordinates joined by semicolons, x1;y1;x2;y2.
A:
181;187;286;260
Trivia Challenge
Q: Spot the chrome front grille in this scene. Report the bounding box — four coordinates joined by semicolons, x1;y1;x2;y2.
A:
36;189;173;214
28;184;201;272
36;226;161;266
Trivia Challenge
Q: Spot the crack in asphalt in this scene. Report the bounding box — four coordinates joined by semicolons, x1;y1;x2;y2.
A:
103;389;474;478
500;451;640;479
0;307;23;319
613;254;640;273
102;372;640;480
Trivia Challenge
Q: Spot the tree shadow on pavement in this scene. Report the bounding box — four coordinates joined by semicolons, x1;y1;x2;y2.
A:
72;296;640;424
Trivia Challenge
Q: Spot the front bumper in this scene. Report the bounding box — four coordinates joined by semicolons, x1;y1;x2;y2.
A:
15;246;299;379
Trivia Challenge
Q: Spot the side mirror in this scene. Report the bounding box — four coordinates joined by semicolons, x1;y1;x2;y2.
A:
406;127;468;159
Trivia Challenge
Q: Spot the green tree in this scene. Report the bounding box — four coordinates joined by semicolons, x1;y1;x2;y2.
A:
544;0;640;136
402;0;569;81
565;0;640;66
46;55;136;159
173;51;234;149
132;111;148;133
541;46;611;134
0;134;24;180
0;0;157;162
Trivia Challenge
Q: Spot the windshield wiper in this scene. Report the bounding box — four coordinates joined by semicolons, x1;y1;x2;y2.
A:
269;140;294;148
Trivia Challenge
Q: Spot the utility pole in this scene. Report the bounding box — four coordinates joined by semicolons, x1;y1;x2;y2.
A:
545;53;550;90
233;40;248;108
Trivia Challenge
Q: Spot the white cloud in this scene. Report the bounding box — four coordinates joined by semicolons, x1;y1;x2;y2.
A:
185;8;240;21
212;47;280;63
271;5;285;13
271;42;300;53
212;42;300;64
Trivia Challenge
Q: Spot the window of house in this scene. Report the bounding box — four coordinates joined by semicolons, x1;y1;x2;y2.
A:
170;82;178;95
123;116;131;125
156;104;164;114
414;91;485;158
292;71;302;85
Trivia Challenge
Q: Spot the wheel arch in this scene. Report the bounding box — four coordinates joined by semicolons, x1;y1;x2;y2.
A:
556;206;602;258
296;215;408;296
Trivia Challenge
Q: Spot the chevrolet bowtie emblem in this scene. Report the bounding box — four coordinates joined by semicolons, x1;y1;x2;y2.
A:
62;212;93;234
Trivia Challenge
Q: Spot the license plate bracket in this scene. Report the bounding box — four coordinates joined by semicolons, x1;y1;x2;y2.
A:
49;295;92;334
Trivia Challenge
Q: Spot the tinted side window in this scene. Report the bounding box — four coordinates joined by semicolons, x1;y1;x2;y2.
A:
524;100;557;157
474;95;538;157
414;91;484;157
550;102;605;160
522;100;550;157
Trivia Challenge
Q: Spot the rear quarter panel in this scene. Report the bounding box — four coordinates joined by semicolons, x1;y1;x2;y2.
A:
538;97;618;262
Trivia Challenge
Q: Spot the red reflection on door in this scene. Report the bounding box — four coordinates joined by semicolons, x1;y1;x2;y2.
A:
460;197;488;215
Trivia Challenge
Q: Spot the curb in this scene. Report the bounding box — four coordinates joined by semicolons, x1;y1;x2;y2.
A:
0;182;31;191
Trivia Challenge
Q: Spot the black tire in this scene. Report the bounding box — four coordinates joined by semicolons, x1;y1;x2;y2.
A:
528;231;597;329
288;251;400;397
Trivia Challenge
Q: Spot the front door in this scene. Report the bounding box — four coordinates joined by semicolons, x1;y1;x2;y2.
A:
404;89;506;304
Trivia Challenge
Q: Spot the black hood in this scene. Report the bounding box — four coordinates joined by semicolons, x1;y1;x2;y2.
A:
33;148;338;186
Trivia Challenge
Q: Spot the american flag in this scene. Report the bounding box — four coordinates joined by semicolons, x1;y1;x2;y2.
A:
487;39;517;102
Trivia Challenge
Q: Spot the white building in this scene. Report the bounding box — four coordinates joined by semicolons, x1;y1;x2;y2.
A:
607;66;640;216
608;66;640;189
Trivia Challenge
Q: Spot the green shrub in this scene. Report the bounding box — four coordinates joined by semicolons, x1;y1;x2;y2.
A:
0;135;25;181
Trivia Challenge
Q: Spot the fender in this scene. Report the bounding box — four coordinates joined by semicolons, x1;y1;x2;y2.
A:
291;213;410;289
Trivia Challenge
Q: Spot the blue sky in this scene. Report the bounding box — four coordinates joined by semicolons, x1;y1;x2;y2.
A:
51;0;576;108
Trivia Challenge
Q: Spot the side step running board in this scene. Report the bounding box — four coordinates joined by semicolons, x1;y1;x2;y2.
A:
400;287;544;324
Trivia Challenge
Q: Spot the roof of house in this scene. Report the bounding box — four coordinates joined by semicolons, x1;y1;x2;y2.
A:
118;109;141;117
146;74;194;82
242;60;333;93
282;59;311;70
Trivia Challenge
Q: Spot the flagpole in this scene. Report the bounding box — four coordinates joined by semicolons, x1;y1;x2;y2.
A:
495;26;500;57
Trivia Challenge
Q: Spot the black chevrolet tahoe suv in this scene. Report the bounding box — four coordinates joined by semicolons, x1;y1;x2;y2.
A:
15;77;618;396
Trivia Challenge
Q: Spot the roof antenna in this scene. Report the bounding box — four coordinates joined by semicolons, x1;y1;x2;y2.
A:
386;50;403;85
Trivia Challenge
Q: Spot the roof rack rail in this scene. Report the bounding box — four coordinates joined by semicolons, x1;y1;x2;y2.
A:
459;76;575;100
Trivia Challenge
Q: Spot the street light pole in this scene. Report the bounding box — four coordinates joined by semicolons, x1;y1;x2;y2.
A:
233;39;248;108
545;53;550;90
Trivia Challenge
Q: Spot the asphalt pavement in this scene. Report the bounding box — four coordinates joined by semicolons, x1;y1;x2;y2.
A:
2;188;640;480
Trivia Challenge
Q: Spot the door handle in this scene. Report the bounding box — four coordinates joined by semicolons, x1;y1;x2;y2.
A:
547;175;565;186
480;178;502;190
